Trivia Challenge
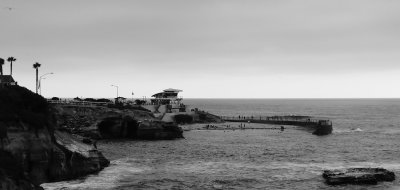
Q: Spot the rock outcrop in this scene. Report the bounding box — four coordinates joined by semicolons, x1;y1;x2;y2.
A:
54;104;184;140
162;111;222;125
97;116;183;140
136;120;183;140
192;110;223;123
0;86;109;190
50;131;109;181
323;168;396;185
97;116;138;139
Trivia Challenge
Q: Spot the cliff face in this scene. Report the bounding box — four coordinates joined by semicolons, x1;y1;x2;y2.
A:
0;86;109;190
0;128;51;190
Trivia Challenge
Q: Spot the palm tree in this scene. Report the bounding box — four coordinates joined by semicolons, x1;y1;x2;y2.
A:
33;62;41;93
7;57;16;76
0;58;4;75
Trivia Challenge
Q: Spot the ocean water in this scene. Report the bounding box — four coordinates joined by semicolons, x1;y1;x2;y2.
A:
42;99;400;190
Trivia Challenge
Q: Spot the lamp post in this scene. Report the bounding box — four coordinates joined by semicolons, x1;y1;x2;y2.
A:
39;77;45;95
111;84;119;98
39;72;54;96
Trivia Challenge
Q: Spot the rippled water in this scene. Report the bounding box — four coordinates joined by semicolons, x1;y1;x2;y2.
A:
42;99;400;189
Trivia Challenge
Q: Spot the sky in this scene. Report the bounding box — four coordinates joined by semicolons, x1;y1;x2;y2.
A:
1;0;400;98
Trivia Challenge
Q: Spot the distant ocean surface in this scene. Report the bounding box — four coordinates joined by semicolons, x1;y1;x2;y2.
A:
42;99;400;190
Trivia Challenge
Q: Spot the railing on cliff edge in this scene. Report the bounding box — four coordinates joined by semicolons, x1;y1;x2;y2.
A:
47;100;111;107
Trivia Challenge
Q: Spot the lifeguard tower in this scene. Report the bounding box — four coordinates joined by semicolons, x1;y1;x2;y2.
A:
148;88;186;113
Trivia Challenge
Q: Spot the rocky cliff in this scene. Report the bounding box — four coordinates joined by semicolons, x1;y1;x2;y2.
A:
0;86;109;190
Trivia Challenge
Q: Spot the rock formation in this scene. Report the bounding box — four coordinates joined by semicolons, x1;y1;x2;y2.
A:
54;104;184;140
53;105;153;139
170;111;223;124
0;86;109;190
97;116;183;139
323;168;396;185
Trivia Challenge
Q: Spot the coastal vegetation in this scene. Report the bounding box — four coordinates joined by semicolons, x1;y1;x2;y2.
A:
106;103;151;112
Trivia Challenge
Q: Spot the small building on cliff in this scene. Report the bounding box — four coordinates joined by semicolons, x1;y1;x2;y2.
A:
151;88;183;105
0;75;17;86
146;88;186;113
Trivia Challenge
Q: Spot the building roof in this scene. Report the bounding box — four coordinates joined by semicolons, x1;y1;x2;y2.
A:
151;88;183;98
151;92;165;97
0;75;15;83
163;88;182;92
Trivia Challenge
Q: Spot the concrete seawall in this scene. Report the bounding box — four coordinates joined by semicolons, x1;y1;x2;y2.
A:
221;116;333;136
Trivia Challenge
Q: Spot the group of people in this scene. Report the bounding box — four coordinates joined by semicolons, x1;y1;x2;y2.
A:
203;122;286;132
204;123;248;130
204;124;218;129
237;115;254;120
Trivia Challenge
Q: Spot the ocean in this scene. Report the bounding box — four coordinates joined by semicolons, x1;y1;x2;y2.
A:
42;99;400;190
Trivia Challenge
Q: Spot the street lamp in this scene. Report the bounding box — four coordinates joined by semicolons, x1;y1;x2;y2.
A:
39;77;46;95
39;72;54;96
111;85;119;98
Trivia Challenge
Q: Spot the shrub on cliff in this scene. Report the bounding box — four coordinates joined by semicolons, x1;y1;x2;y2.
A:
0;85;49;130
134;99;146;105
51;97;60;101
96;98;112;103
73;97;82;101
84;98;96;102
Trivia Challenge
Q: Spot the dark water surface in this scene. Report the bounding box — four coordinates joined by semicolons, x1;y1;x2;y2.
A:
42;99;400;189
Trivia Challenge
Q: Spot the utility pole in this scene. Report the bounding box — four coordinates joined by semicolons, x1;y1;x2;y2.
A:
39;72;54;95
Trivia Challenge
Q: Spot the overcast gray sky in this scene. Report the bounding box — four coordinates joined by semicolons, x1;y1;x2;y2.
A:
1;0;400;98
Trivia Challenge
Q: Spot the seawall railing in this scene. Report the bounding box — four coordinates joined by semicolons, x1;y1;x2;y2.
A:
220;115;332;127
